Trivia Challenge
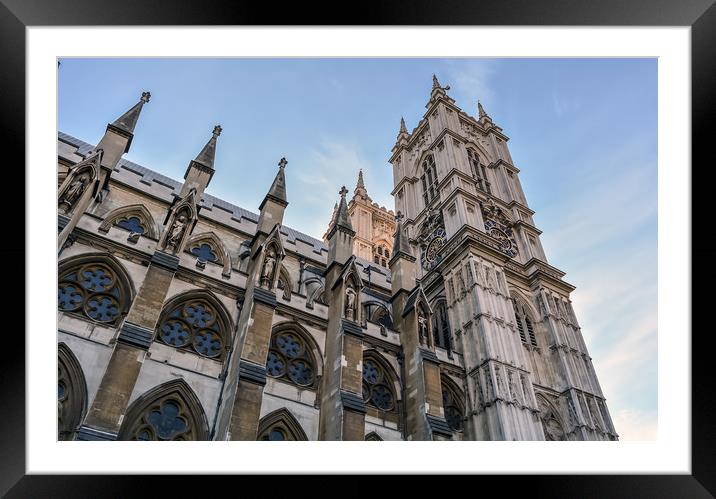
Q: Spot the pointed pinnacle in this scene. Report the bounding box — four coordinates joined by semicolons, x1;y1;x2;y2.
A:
399;117;408;134
356;169;365;190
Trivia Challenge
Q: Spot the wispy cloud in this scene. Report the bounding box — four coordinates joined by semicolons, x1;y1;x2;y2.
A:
445;60;497;110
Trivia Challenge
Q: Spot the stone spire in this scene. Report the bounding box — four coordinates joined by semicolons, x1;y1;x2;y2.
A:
265;157;288;205
332;186;353;233
193;125;222;170
399;116;408;134
478;100;493;125
327;186;356;265
427;74;453;108
110;91;151;136
354;169;368;199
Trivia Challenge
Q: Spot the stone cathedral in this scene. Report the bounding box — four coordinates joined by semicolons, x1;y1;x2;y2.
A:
56;76;618;442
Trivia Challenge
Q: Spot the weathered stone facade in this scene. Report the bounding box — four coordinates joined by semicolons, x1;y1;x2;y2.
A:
57;78;617;442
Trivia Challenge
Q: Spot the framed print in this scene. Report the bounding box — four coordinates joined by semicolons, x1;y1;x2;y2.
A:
6;0;715;496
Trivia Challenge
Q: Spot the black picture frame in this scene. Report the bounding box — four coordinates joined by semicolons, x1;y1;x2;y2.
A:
6;0;713;496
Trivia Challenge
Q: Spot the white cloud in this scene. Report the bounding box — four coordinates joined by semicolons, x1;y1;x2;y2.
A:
445;60;497;110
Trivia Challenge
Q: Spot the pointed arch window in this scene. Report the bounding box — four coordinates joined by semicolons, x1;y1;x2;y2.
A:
441;378;465;432
266;328;317;388
156;297;228;359
432;300;453;354
118;381;209;441
362;358;396;412
420;154;439;206
512;297;537;347
58;343;87;441
467;148;491;194
257;409;309;441
58;261;130;325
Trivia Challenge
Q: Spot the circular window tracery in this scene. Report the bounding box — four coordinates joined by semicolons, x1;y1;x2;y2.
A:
362;358;396;412
266;329;316;388
157;299;226;359
58;263;126;324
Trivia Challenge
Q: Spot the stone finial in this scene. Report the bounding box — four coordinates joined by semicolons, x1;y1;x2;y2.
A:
339;186;349;198
399;117;408;134
395;210;404;223
356;169;365;189
213;124;222;137
141;91;151;103
278;157;288;169
432;74;441;89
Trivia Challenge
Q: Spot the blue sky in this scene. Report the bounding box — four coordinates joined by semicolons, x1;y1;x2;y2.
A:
58;58;657;440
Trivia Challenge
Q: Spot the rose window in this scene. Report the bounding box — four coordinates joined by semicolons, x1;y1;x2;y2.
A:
265;330;316;388
157;300;225;359
362;359;396;412
58;263;126;324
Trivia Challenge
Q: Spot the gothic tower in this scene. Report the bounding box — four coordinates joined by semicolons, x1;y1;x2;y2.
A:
324;170;395;269
388;75;617;441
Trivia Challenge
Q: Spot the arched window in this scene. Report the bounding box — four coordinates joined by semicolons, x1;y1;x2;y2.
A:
266;326;318;388
512;296;538;347
420;154;439;206
156;295;230;360
365;431;383;441
537;394;566;441
58;258;132;326
257;408;308;441
58;343;87;441
441;377;465;432
118;380;209;441
467;148;491;194
431;300;452;353
362;356;397;412
98;204;158;239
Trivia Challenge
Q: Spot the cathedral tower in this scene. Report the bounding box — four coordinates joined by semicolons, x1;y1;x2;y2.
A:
388;75;617;441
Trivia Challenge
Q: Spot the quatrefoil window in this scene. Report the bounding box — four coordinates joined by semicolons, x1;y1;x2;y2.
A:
115;216;146;234
362;359;396;412
157;300;226;359
58;263;126;324
190;243;218;263
134;399;190;441
265;330;316;388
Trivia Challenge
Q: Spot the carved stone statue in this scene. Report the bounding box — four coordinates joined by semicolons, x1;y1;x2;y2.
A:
417;311;428;345
344;285;356;321
59;172;90;212
260;249;276;289
166;214;188;251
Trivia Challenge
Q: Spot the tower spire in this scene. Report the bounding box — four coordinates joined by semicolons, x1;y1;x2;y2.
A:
110;91;151;136
354;169;368;199
193;124;222;170
328;186;354;235
399;116;408;134
264;157;288;206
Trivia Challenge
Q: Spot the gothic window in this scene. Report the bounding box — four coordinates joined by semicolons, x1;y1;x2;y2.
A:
58;261;130;325
190;243;218;263
374;255;380;264
467;148;491;194
432;300;452;353
98;204;158;239
441;378;465;432
512;297;538;347
118;380;209;441
257;408;308;441
156;297;229;360
58;343;87;441
362;357;396;412
420;154;439;206
266;328;317;388
365;432;383;441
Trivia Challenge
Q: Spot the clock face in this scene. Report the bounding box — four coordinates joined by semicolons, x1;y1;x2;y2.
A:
485;220;518;258
421;228;446;271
